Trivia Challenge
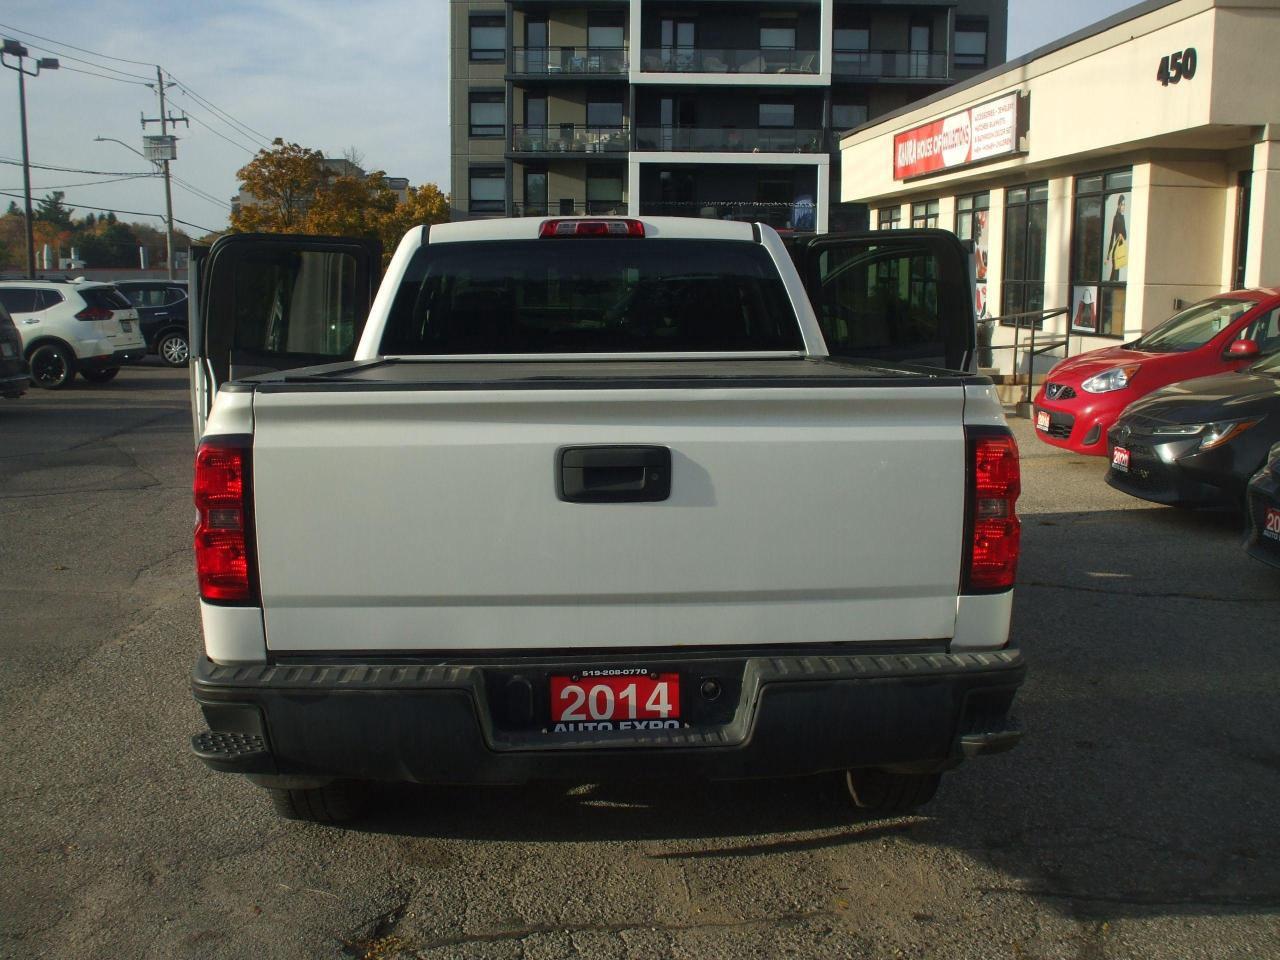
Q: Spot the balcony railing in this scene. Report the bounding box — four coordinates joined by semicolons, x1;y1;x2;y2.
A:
510;201;628;217
639;200;817;232
640;47;819;75
510;124;630;154
511;46;628;76
832;49;949;80
635;126;824;153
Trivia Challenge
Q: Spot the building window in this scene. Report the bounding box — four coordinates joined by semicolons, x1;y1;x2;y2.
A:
956;192;992;319
1002;182;1050;327
911;199;939;229
758;102;795;128
587;100;624;129
955;18;988;69
469;167;505;213
469;15;505;62
831;101;868;131
877;206;902;230
1071;169;1132;336
588;12;625;50
469;91;504;138
760;23;797;50
586;173;624;214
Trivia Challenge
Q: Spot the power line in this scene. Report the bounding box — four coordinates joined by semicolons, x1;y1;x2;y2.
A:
0;34;154;81
0;157;153;177
166;73;272;146
172;101;261;155
57;63;153;86
0;174;155;191
0;190;217;234
0;20;156;68
169;175;233;211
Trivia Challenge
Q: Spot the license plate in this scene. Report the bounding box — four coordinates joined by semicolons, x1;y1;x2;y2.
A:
1265;507;1280;541
550;671;680;728
0;342;13;358
121;321;133;331
1036;410;1050;432
1112;446;1130;472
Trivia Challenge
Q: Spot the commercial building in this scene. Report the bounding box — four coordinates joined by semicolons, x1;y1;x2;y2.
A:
837;0;1280;374
450;0;1007;233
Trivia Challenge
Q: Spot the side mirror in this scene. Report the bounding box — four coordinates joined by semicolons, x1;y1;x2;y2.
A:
1228;338;1260;359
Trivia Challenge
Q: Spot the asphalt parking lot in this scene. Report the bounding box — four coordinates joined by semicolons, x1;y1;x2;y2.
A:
1;363;1277;960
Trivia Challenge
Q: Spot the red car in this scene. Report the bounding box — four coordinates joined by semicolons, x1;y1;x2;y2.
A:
1032;289;1280;455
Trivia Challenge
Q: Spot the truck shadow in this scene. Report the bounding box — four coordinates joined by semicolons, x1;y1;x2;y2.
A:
353;504;1280;921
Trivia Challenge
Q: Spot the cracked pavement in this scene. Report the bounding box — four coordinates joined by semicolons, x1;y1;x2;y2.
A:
1;365;1277;959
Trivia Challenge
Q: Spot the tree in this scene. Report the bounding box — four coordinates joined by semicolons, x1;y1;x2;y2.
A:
230;139;329;232
35;191;74;229
227;139;450;265
378;183;449;258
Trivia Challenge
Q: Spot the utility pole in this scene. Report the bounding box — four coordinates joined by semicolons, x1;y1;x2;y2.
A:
141;66;188;280
2;39;58;279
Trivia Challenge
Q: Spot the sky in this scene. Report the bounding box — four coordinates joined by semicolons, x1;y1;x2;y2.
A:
1;0;1133;236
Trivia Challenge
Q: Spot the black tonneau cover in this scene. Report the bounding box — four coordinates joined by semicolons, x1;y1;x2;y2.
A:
226;357;989;393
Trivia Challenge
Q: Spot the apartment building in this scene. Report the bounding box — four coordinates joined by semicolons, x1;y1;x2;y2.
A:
450;0;1006;233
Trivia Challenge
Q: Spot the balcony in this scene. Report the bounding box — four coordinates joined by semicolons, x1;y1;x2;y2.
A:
639;48;819;75
634;127;824;153
510;46;628;78
639;200;817;233
510;201;628;217
832;49;949;80
510;124;630;155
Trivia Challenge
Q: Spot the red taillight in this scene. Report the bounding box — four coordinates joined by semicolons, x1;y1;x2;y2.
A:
75;306;113;322
194;436;257;604
539;218;645;238
964;430;1021;592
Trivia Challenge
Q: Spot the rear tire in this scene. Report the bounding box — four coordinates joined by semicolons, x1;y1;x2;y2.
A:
266;779;368;823
157;332;189;367
842;769;941;816
80;367;120;383
27;343;75;389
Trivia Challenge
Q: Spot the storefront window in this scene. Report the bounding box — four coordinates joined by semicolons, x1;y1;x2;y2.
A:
911;199;939;228
956;192;991;320
877;206;902;230
1071;169;1131;336
1001;182;1049;327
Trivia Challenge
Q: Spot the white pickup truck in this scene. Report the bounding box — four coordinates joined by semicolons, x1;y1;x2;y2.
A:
187;217;1024;823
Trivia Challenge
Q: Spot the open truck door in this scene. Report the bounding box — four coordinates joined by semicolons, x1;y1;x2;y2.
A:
790;229;977;372
189;233;380;439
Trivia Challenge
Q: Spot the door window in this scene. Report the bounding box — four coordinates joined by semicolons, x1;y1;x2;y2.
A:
1002;182;1049;328
0;288;41;314
807;234;972;369
1242;307;1280;354
229;250;364;357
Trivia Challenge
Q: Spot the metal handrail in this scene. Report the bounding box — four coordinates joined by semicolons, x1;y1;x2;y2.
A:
980;307;1071;405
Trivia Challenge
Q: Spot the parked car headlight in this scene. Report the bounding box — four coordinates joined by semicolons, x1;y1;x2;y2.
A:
1152;418;1261;451
1081;364;1140;394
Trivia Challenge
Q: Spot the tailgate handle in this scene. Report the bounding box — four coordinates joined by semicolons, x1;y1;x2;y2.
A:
557;446;671;503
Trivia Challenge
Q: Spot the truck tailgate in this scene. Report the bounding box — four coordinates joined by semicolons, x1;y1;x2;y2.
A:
250;385;967;652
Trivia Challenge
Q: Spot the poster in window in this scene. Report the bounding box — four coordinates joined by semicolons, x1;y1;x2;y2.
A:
973;209;990;319
1104;191;1130;283
1071;285;1098;332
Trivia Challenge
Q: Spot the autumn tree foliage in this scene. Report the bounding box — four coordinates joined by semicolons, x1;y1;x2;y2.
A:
229;139;449;261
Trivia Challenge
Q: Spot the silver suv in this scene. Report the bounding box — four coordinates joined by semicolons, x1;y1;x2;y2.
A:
0;280;147;388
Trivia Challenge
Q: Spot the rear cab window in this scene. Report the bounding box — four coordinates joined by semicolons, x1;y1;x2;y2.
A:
379;239;803;355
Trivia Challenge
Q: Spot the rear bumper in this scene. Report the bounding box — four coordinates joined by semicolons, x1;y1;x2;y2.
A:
1245;469;1280;569
191;646;1025;784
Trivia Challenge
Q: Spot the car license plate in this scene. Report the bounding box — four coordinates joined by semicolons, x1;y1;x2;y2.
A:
550;671;680;728
1265;507;1280;541
0;342;13;358
1036;410;1050;432
1112;446;1130;472
121;321;133;331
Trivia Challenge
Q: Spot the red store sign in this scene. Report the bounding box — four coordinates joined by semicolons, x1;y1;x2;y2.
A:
893;92;1022;180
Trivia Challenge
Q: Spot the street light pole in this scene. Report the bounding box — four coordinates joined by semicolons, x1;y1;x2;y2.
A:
2;39;58;279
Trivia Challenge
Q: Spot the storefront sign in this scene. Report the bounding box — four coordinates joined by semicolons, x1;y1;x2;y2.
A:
893;93;1021;180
